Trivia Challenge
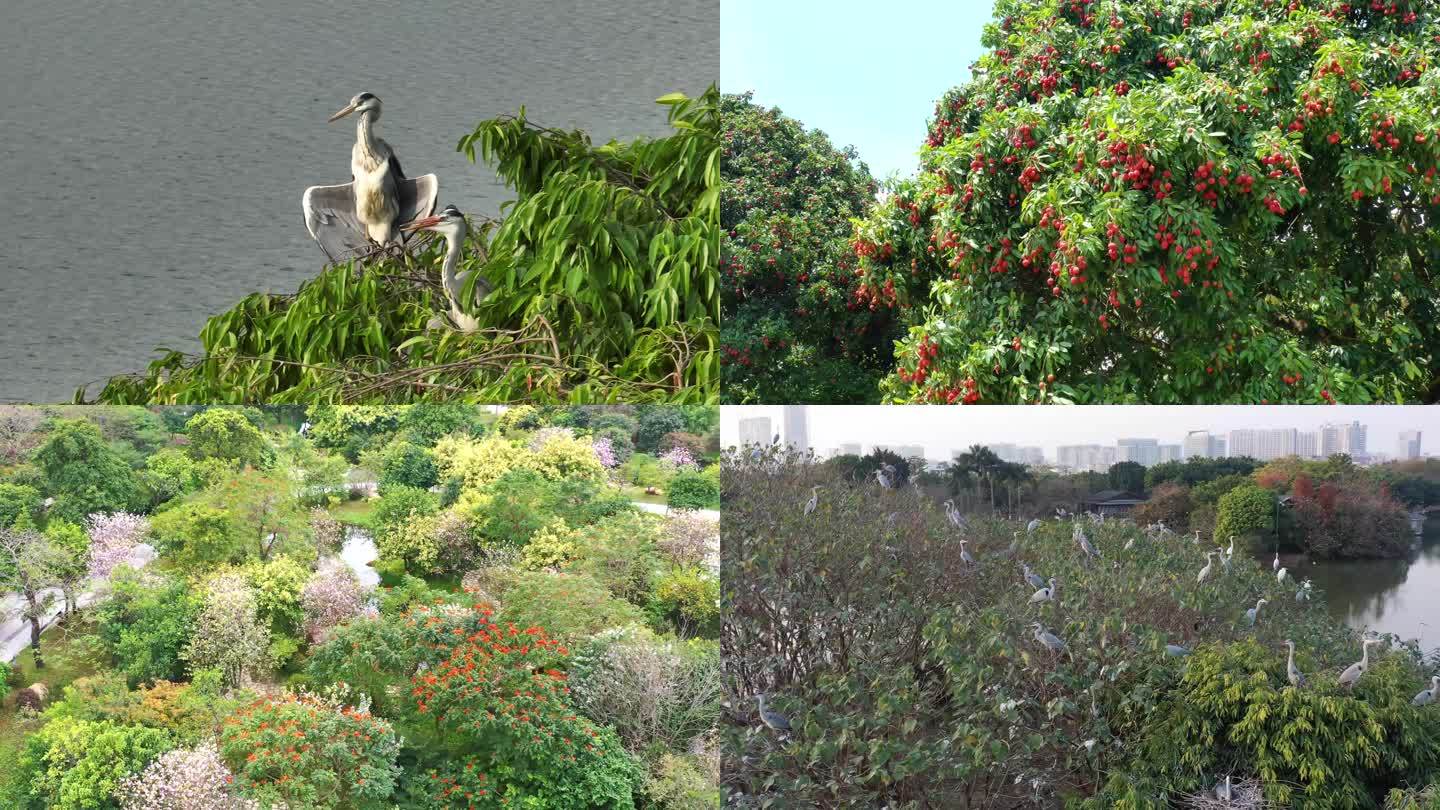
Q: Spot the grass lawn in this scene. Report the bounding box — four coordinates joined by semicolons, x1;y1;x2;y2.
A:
621;486;667;506
1;618;106;761
328;498;377;528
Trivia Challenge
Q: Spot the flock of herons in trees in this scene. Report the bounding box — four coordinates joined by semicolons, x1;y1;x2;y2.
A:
760;460;1440;803
301;93;485;331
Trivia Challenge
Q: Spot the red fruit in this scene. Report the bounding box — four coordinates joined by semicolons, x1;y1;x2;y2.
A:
1352;190;1364;200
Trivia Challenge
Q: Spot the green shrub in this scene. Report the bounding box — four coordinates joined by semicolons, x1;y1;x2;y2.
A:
1215;483;1276;546
667;471;718;509
500;572;646;642
574;511;663;606
14;717;172;810
653;567;719;637
377;440;438;492
645;753;720;810
1088;640;1440;808
95;571;200;687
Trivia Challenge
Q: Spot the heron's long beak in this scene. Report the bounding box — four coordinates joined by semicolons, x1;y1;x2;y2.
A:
328;102;359;122
402;215;442;233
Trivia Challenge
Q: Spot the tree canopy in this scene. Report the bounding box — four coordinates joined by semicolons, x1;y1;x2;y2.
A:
851;0;1439;403
721;92;895;403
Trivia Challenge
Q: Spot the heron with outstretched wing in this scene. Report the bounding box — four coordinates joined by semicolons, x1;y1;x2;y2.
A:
302;92;438;262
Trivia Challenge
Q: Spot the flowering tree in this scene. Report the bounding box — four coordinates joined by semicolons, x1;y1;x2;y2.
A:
183;573;271;688
86;511;151;580
527;426;576;451
658;511;719;571
219;690;401;810
308;508;343;555
659;446;700;472
855;0;1440;404
591;436;619;469
119;742;259;810
301;558;369;643
407;605;642;808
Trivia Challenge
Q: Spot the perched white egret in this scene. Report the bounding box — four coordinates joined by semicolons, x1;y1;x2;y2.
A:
1276;567;1288;583
1338;638;1384;689
1245;598;1268;627
1412;675;1440;706
1283;640;1306;687
1225;536;1236;558
1197;552;1217;584
1029;577;1057;604
1027;518;1042;534
1273;552;1281;572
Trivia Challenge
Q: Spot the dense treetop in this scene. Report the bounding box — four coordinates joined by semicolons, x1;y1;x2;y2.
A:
853;0;1439;403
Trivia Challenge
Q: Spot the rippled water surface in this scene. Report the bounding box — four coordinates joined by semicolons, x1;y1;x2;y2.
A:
0;0;717;401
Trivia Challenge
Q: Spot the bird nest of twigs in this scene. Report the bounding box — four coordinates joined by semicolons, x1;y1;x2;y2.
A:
1183;777;1269;809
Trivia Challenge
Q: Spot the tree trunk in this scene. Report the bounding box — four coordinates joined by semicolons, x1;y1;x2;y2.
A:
28;615;43;670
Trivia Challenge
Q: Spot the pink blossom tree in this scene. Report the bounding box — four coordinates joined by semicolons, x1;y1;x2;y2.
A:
659;446;700;471
592;436;619;469
85;511;150;580
301;558;369;644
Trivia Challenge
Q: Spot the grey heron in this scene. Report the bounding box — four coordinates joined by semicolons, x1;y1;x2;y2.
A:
1023;563;1046;590
1214;776;1233;802
1197;551;1216;583
756;693;791;732
803;487;821;516
302;92;439;262
1030;622;1067;655
1296;579;1312;602
1026;518;1042;534
1029;577;1057;604
1165;643;1192;657
874;465;895;489
1074;525;1100;560
1412;675;1439;706
959;539;976;566
401;204;490;332
1338;638;1383;689
1244;598;1268;627
1190;529;1200;545
1283;640;1305;687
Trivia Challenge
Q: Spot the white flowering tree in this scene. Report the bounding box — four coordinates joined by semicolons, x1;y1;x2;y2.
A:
183;573;271;688
118;742;259;810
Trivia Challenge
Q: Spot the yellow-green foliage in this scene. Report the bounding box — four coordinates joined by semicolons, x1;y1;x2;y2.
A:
493;405;538;433
437;433;605;508
521;518;582;570
377;511;443;574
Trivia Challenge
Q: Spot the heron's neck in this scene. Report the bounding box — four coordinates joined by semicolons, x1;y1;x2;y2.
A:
356;113;383;161
440;231;466;306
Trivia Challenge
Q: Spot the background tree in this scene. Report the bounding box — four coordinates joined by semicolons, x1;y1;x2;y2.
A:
854;0;1440;404
1107;460;1147;493
0;482;42;528
721;92;894;403
1132;482;1194;529
183;409;271;468
183;573;271;688
32;418;139;523
1215;482;1276;546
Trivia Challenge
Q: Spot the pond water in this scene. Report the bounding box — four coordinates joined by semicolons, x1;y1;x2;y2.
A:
338;528;380;589
1288;521;1440;655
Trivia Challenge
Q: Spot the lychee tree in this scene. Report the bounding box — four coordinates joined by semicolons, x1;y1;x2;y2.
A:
854;0;1440;403
721;92;897;403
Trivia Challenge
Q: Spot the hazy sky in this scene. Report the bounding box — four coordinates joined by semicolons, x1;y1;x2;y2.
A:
721;0;993;180
721;406;1439;460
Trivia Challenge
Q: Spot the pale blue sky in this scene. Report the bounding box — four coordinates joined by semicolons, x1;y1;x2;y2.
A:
721;0;995;181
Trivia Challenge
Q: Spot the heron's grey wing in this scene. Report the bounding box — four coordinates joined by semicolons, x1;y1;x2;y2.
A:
302;183;369;262
397;174;440;247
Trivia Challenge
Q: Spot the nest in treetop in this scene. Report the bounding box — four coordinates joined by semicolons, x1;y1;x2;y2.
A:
1184;777;1270;809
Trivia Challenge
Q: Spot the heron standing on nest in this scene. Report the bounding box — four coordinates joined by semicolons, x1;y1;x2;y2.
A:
303;92;438;261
